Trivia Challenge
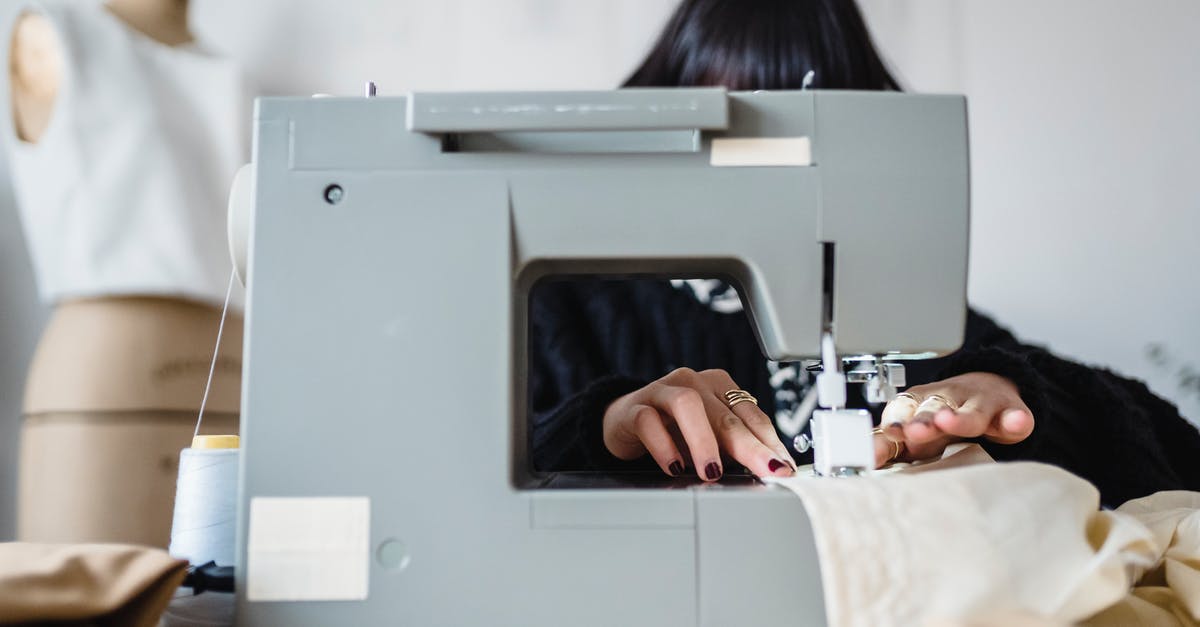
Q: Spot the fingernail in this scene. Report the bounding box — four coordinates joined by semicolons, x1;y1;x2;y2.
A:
668;460;684;476
768;458;787;473
704;462;722;481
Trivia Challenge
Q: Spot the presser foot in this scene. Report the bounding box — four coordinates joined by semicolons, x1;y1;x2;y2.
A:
811;409;874;477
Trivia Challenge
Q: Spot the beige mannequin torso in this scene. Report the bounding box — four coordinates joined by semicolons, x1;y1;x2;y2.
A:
10;0;241;414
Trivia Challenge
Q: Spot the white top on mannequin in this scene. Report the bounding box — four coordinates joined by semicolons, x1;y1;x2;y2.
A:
4;0;250;307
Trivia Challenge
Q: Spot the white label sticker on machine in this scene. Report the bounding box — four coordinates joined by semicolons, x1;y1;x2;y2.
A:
246;496;371;601
710;136;812;167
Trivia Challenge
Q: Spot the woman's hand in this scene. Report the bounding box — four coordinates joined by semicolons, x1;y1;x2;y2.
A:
875;372;1036;467
602;367;796;481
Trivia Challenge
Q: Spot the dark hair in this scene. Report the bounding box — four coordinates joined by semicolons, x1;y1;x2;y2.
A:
624;0;901;91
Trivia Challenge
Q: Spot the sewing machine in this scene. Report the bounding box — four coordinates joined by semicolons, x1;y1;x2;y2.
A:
227;88;969;625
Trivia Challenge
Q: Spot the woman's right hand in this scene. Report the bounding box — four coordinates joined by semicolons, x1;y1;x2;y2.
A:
602;367;796;481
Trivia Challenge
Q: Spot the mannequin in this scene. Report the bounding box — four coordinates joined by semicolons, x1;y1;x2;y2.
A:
9;0;245;547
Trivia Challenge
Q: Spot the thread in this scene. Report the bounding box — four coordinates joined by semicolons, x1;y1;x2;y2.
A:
194;269;237;439
169;445;239;567
167;267;239;626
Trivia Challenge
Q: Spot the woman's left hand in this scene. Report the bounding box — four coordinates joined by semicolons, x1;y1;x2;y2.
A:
874;372;1036;467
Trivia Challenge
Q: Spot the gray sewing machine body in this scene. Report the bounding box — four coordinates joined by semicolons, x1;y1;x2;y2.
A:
232;89;969;625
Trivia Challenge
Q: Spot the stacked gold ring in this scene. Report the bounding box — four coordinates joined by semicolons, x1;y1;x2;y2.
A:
921;393;960;412
723;389;758;408
894;391;961;412
872;427;902;462
893;392;919;404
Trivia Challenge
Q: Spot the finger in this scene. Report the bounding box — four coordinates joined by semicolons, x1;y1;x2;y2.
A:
930;405;994;439
983;407;1035;444
901;433;960;461
700;370;793;466
603;401;649;461
904;391;977;443
902;407;947;444
882;394;920;425
730;402;795;469
628;404;687;477
881;394;920;441
711;410;795;477
696;391;793;478
648;383;722;481
661;419;691;461
873;431;905;468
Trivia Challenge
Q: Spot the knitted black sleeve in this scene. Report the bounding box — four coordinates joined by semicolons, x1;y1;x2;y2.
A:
1110;374;1200;490
530;374;648;471
1021;350;1200;507
936;311;1200;506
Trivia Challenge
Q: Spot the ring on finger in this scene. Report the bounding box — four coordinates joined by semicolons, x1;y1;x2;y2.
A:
723;389;758;409
871;427;902;462
919;393;960;412
882;392;920;429
893;391;920;404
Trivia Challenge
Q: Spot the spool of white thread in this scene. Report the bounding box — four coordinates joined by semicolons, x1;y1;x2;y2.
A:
169;435;240;567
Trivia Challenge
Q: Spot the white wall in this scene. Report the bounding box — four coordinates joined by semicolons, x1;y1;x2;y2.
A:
861;0;1200;421
1;0;1197;537
192;0;681;95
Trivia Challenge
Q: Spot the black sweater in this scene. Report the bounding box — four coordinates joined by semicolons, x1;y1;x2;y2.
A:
529;278;1200;507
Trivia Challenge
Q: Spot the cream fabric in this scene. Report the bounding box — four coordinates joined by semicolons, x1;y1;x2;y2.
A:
767;445;1200;627
1084;491;1200;627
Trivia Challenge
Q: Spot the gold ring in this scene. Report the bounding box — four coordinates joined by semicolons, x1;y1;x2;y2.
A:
871;427;902;462
723;389;758;408
920;393;960;412
893;391;920;404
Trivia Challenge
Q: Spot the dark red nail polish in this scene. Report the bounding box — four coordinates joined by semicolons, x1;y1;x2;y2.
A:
668;460;684;476
705;462;722;481
768;458;786;472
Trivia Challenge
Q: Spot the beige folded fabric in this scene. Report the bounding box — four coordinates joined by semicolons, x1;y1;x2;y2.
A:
1084;491;1200;627
0;542;187;626
768;444;1200;627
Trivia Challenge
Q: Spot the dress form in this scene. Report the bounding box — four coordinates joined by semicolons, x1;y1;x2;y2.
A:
10;0;243;547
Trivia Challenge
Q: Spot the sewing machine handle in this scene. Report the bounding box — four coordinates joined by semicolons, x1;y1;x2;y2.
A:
406;88;730;133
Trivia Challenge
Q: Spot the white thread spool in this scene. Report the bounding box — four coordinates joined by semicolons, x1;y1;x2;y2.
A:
169;265;239;626
169;435;240;567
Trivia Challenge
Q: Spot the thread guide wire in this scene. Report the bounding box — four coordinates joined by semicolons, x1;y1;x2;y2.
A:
194;268;237;439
